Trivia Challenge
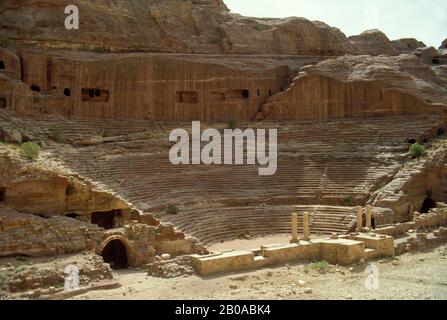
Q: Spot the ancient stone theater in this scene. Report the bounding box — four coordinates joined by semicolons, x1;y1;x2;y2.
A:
0;0;446;299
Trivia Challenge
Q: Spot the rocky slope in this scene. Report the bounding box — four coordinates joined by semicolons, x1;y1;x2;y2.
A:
0;0;357;55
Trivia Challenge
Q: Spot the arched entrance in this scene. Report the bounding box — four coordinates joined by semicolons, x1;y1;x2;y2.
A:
420;198;436;214
101;239;128;269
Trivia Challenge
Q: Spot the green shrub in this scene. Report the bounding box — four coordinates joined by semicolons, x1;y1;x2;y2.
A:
93;46;107;53
0;35;10;48
50;127;64;143
20;142;40;161
254;24;270;31
166;204;179;215
409;143;426;159
16;256;29;263
341;195;354;206
227;119;237;130
311;260;330;273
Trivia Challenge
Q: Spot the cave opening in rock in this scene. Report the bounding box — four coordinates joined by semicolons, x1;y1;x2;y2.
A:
30;85;40;92
257;89;260;96
407;138;417;144
420;198;437;214
432;58;440;65
65;213;79;219
101;240;128;269
241;89;249;98
0;61;5;70
81;88;109;102
0;187;6;202
371;217;376;229
63;88;71;97
91;210;121;229
0;97;6;109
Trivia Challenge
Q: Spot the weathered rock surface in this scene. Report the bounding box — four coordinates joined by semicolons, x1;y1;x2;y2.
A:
349;30;396;56
392;38;426;54
0;0;357;55
440;39;447;50
262;54;447;120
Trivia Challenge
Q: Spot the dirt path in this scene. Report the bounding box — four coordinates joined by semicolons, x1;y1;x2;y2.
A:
73;244;447;300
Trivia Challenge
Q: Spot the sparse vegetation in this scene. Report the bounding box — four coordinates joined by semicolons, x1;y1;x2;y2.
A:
19;142;41;161
254;24;270;31
167;204;179;215
311;260;330;273
227;119;237;130
93;46;107;53
409;143;426;159
341;195;355;206
50;126;64;143
0;35;10;48
16;256;29;263
54;282;64;289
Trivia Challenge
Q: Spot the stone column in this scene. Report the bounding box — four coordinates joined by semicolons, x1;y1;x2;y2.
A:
409;204;414;217
357;206;363;232
291;212;299;243
303;212;310;241
366;206;373;229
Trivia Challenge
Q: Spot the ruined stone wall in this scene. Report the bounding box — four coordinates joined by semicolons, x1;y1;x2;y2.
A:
0;208;104;258
373;145;447;223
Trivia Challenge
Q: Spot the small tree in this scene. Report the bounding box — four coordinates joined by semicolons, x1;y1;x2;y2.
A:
166;204;179;215
409;143;426;159
20;142;40;161
50;127;64;143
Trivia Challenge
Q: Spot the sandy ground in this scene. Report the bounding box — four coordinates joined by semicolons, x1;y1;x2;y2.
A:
73;243;447;300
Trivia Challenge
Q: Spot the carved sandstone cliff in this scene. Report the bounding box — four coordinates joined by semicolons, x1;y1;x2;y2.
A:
261;54;447;121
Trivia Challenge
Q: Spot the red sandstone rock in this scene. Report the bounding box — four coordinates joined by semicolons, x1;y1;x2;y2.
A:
0;0;357;55
348;30;397;56
392;38;426;54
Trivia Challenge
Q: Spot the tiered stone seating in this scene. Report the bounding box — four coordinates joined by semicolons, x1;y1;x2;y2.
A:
3;112;442;244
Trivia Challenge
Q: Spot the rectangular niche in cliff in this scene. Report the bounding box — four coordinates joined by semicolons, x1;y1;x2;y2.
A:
81;88;110;102
176;91;199;104
210;92;226;101
91;210;122;229
226;89;250;100
0;187;6;202
0;61;5;70
0;97;6;109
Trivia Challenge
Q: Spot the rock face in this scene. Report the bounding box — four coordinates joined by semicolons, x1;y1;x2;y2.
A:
440;39;447;50
392;38;426;53
373;146;447;222
349;30;396;56
262;54;447;121
0;0;357;55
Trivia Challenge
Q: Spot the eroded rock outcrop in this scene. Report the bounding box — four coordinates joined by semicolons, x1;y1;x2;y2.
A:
262;54;447;121
440;39;447;50
373;143;447;223
0;0;357;55
349;30;396;56
392;38;426;54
